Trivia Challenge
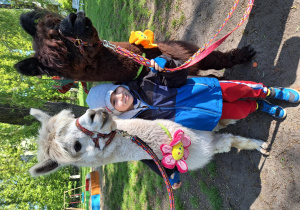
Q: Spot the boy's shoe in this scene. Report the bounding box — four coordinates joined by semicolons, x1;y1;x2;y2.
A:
267;87;300;103
257;100;287;119
168;171;181;189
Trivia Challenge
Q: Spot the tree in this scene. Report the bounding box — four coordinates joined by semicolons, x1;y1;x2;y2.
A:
1;1;38;10
0;102;87;125
0;8;88;209
0;143;78;209
0;8;77;109
0;102;87;209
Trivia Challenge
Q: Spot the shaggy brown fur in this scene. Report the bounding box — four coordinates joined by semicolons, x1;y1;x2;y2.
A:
15;10;255;82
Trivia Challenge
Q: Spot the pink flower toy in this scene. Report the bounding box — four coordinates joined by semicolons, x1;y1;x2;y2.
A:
160;129;191;173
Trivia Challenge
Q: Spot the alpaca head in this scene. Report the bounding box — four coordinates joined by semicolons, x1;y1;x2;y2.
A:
29;108;116;177
14;10;101;80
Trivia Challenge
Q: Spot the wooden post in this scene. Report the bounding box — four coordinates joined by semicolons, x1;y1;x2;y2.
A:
64;185;85;193
64;190;65;209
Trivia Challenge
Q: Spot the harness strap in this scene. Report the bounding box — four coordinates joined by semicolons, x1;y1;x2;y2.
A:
75;118;94;137
91;131;116;149
59;30;101;54
75;118;116;149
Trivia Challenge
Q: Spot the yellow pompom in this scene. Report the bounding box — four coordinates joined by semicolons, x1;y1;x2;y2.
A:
128;30;158;49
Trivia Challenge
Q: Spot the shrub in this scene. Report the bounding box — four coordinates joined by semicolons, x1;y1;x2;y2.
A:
57;0;75;13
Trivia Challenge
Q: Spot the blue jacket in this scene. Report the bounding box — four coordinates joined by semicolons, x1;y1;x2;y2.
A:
124;58;223;131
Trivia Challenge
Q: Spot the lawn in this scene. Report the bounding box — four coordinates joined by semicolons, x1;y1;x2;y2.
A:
76;0;222;209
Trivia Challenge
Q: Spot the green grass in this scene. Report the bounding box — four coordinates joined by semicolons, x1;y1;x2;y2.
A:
171;12;186;29
77;62;92;209
197;162;222;210
189;170;198;179
182;179;191;192
83;0;152;41
78;82;89;106
80;167;92;188
101;161;168;209
206;161;218;177
199;180;222;210
190;195;200;209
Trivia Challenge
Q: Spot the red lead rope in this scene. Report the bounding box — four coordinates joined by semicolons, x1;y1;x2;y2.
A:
115;0;254;72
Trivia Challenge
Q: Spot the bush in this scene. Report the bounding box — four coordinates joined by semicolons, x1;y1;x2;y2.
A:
57;0;75;13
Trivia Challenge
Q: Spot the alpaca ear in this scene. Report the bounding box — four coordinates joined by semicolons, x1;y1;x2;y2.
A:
14;57;47;76
29;159;61;177
20;10;45;37
30;108;51;123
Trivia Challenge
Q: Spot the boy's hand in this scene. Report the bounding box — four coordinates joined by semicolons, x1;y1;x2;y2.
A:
150;59;164;72
172;182;182;190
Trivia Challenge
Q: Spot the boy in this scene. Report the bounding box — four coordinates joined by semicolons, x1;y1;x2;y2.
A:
87;56;299;128
86;56;300;188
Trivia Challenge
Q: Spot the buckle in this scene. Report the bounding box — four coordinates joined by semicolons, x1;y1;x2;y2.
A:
74;39;83;47
102;40;116;51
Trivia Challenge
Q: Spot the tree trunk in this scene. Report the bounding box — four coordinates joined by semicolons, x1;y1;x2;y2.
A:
0;2;38;9
49;96;78;101
0;102;88;125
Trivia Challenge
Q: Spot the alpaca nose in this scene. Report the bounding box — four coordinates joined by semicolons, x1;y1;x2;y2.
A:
102;111;109;126
87;109;96;122
68;13;77;26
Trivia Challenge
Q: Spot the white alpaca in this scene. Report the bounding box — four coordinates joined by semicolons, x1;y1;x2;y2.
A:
29;108;270;177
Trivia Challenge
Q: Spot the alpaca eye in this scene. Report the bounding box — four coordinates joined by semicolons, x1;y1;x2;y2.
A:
74;141;82;152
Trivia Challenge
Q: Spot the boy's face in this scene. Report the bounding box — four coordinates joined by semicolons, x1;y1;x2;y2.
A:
110;86;134;112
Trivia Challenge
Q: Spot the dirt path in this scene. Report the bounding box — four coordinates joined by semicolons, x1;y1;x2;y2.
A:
163;0;300;209
97;0;300;209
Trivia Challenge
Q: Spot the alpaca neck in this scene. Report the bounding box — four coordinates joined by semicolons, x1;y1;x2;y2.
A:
114;118;167;150
87;42;144;82
78;41;161;82
111;41;143;53
103;131;151;163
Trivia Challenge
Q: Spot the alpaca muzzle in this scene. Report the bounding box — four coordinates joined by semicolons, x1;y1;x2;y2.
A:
58;30;101;54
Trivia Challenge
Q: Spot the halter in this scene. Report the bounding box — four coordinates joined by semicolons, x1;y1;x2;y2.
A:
75;118;116;149
59;30;102;54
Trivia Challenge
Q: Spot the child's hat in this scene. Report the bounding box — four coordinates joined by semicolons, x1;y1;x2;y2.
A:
86;83;122;115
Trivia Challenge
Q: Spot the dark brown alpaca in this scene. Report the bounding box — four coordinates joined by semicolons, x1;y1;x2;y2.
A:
15;10;255;82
